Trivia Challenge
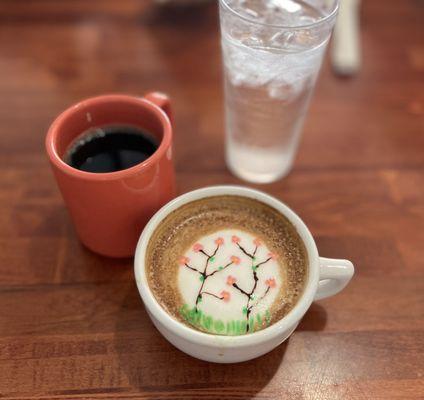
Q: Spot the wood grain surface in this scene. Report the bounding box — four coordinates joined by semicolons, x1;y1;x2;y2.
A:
0;0;423;398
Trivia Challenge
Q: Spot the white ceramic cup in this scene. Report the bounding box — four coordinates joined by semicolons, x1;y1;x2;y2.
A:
134;186;354;363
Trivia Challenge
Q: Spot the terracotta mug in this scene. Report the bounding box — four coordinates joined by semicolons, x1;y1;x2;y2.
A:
46;93;176;258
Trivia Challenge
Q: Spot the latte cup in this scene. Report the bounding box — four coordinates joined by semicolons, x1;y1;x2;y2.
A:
134;186;354;363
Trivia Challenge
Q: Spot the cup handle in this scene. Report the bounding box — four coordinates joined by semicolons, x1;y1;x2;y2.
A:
144;92;172;123
314;257;354;300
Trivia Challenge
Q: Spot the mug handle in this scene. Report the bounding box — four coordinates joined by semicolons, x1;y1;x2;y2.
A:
144;92;173;123
314;257;354;300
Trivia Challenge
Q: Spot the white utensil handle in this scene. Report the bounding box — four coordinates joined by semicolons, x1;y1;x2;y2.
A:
332;0;361;76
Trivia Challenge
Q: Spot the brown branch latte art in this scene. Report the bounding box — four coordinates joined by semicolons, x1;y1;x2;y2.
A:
180;235;277;333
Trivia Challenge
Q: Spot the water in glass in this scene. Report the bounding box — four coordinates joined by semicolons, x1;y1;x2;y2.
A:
220;0;337;183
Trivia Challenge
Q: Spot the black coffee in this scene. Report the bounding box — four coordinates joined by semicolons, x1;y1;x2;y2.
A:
65;125;158;173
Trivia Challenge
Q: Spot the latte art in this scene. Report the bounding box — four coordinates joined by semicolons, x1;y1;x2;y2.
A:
178;230;282;333
146;195;307;336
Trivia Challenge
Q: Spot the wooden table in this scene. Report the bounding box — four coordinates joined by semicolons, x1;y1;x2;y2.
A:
0;1;423;398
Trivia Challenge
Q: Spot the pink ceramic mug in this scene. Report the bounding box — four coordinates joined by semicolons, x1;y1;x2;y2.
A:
46;93;176;258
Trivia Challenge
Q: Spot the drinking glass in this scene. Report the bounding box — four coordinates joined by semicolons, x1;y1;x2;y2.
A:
219;0;339;183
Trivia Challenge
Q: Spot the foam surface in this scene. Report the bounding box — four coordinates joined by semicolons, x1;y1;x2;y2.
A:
146;195;307;335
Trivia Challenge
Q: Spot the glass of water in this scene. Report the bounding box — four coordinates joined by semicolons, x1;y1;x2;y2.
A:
219;0;339;183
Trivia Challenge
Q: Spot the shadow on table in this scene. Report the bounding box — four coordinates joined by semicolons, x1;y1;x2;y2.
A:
113;286;327;397
297;303;328;331
145;1;218;27
138;3;225;173
140;1;221;103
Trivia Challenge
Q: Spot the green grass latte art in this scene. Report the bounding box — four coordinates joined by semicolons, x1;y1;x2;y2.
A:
179;304;272;335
